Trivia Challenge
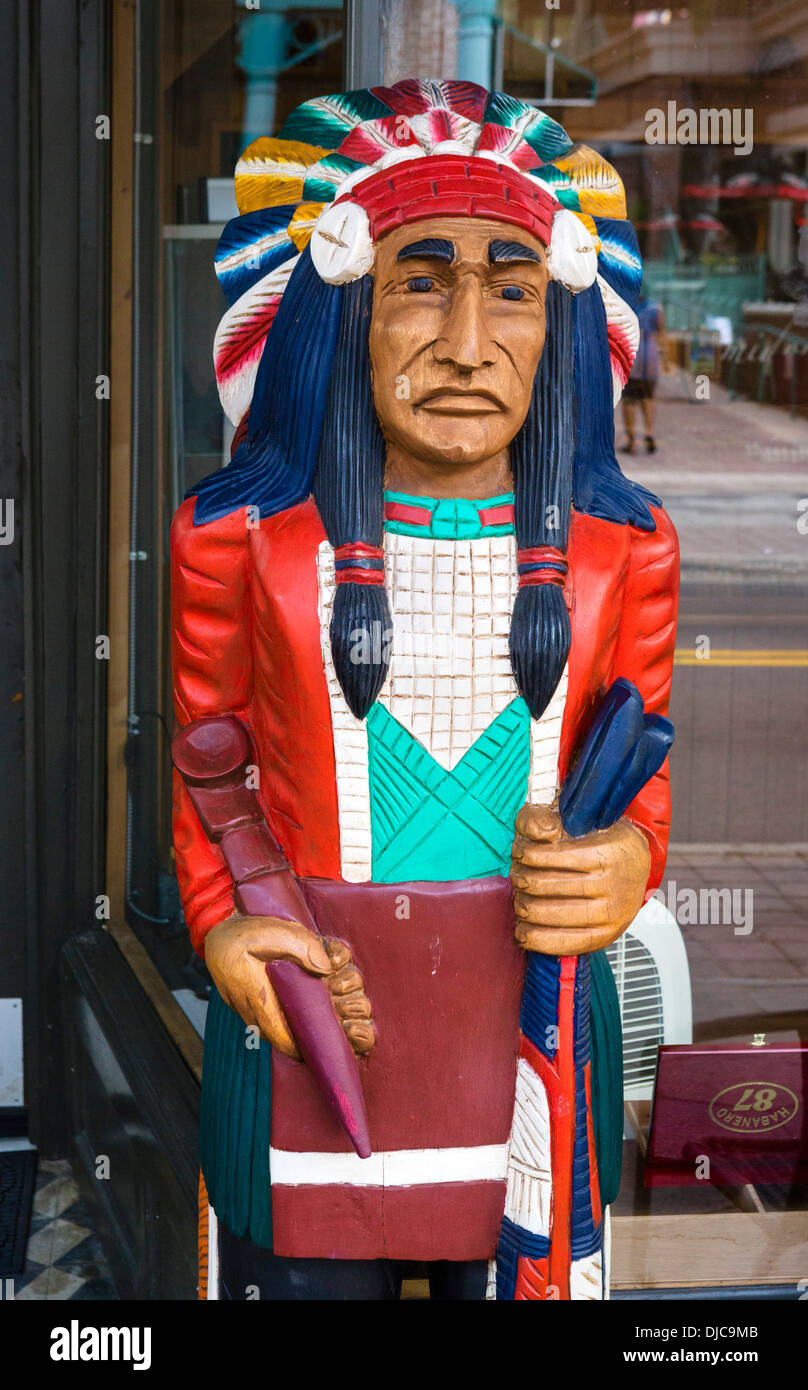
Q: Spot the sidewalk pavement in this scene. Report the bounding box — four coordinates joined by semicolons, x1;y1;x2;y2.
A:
618;381;808;581
664;846;808;1045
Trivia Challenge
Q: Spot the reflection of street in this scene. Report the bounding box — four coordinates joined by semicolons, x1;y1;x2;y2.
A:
672;588;808;844
625;380;808;581
622;385;808;1050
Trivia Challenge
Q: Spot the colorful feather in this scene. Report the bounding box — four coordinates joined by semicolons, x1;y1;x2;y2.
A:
287;202;327;252
545;145;627;219
409;108;480;155
279;89;393;149
592;217;643;309
302;152;364;204
338;115;418;165
372;78;488;122
215;208;297;307
479;93;573;165
596;273;640;401
214;257;299;425
235;138;331;213
528;162;582;211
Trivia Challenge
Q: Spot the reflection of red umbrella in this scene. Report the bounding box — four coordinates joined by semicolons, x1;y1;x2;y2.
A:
725;172;762;193
778;175;808;202
683;175;808;202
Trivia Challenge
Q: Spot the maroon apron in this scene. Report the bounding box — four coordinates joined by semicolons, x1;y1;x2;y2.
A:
269;876;524;1260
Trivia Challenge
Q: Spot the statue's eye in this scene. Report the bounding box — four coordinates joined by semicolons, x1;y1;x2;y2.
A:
501;285;524;301
407;277;434;292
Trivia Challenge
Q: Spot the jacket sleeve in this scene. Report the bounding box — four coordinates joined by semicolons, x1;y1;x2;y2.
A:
608;505;680;895
171;497;252;954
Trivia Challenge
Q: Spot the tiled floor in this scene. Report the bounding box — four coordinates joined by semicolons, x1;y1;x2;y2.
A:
12;1159;116;1300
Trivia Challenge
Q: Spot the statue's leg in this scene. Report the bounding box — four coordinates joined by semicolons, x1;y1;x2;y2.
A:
216;1222;403;1300
427;1261;489;1301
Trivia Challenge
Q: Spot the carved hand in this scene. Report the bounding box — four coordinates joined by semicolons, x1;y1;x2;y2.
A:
203;915;375;1059
510;804;651;957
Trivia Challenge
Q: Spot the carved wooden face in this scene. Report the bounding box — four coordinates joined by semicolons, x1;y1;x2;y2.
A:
369;215;549;469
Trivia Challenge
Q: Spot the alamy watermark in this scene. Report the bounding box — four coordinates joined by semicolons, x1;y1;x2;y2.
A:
651;879;753;935
350;622;478;667
50;1321;151;1370
645;102;753;156
722;328;808;367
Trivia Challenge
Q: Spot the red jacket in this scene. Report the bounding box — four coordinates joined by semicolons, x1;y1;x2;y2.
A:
171;496;679;954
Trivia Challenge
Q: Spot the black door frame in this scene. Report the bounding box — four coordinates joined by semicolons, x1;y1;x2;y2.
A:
10;0;111;1154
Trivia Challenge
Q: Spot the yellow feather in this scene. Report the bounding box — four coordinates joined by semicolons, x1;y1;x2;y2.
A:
552;145;627;220
287;202;326;251
573;211;601;251
235;138;331;214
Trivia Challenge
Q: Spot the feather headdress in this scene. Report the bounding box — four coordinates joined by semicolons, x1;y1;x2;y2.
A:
214;80;641;427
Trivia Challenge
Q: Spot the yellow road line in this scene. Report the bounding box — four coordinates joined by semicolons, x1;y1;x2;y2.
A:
675;648;808;667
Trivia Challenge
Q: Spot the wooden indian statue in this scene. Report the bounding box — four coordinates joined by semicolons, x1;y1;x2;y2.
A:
170;80;679;1301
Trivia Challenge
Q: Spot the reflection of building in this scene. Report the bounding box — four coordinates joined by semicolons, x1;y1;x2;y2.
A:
492;3;808;352
163;1;343;221
236;0;344;144
549;4;808;274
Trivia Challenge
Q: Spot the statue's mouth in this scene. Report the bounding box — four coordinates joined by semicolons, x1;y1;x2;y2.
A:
415;388;505;415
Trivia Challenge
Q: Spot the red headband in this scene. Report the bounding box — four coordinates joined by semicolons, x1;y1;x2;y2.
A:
334;155;557;248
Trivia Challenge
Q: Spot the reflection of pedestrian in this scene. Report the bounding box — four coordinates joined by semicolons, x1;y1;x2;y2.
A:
621;298;666;454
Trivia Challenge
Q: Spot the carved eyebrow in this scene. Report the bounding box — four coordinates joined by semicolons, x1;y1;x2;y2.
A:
489;239;543;264
396;238;455;263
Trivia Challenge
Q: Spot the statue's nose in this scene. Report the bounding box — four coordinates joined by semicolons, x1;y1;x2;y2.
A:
434;278;495;371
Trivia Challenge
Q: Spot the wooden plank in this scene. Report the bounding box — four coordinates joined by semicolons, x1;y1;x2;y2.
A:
62;928;201;1298
624;1099;650;1155
104;2;203;1096
106;920;203;1084
611;1210;808;1288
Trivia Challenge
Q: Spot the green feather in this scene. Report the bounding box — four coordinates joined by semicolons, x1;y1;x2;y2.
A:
523;112;573;163
280;89;393;150
318;152;364;177
302;152;364;204
531;164;582;211
200;987;273;1250
483;91;534;130
302;178;337;204
480;92;572;165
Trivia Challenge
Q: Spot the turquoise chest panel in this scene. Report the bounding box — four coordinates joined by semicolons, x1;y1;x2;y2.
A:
366;697;532;883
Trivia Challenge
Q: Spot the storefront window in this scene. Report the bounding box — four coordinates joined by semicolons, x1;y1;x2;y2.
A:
122;1;344;1000
120;0;808;1294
